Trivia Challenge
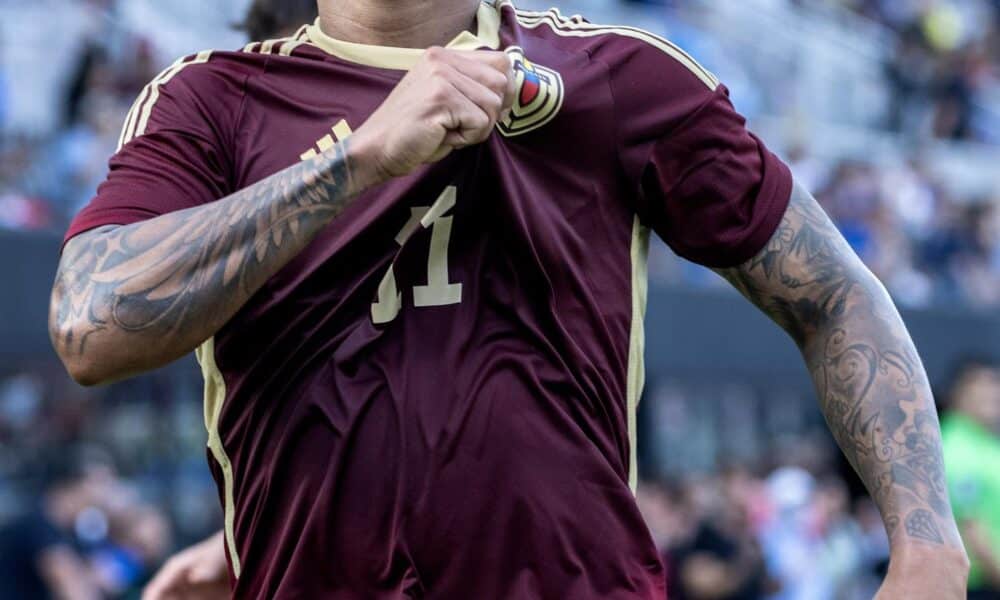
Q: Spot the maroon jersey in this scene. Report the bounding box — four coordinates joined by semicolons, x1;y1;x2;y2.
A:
65;2;791;598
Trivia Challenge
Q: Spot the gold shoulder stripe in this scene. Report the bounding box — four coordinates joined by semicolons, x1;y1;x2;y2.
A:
117;54;191;151
277;25;311;56
117;50;213;150
242;26;309;57
259;38;278;55
278;39;306;56
506;3;719;89
116;85;151;151
133;50;212;141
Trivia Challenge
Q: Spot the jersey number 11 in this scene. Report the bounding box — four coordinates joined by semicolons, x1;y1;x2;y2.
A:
371;186;463;324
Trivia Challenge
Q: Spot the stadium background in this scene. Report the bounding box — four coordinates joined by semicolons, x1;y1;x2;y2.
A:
1;0;999;597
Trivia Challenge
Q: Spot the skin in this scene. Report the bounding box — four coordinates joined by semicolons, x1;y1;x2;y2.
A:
717;182;968;597
142;531;228;600
50;0;968;597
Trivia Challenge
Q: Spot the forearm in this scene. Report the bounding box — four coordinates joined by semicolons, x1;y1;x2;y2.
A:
718;183;963;553
802;272;961;550
50;140;370;384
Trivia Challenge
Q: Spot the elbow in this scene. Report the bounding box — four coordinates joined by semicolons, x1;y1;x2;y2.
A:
65;360;106;388
50;332;114;387
48;311;118;387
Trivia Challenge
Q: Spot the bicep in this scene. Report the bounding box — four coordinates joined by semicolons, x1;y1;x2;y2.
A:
61;225;121;263
714;181;881;346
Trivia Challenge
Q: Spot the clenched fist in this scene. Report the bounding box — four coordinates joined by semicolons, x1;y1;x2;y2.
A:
350;47;516;183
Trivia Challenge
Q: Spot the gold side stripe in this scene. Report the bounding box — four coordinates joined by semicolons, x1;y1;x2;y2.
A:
626;216;650;492
507;3;719;89
196;338;242;578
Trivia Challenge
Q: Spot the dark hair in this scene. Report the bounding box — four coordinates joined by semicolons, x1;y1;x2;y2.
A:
237;0;319;41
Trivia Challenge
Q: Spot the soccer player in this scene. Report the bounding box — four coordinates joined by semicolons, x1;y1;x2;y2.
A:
49;0;969;597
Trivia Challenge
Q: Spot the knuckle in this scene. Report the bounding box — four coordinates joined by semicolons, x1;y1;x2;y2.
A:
487;71;507;92
425;46;445;61
474;114;491;133
430;82;451;104
427;63;448;80
482;96;502;117
492;53;512;71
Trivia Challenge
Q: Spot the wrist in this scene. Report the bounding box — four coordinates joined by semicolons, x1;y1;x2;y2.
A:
890;542;970;575
339;130;391;191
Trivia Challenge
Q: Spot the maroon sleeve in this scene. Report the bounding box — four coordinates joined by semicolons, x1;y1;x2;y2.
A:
63;54;242;247
609;40;793;268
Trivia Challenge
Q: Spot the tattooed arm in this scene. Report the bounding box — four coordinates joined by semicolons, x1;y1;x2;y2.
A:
50;142;370;385
716;181;969;597
49;47;516;386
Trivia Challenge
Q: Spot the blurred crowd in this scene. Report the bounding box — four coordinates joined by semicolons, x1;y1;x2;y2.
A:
638;467;890;600
788;149;998;308
832;0;1000;307
843;0;1000;142
0;365;221;597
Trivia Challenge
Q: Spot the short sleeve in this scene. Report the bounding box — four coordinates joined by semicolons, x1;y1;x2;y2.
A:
63;53;240;247
610;40;793;268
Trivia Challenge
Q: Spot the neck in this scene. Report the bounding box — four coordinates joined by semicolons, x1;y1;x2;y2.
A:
317;0;480;48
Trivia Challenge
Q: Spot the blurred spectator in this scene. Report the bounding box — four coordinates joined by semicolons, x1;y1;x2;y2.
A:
0;459;105;600
942;359;1000;598
676;472;772;600
641;477;774;600
639;460;894;600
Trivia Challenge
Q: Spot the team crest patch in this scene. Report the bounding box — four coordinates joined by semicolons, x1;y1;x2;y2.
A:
497;47;565;137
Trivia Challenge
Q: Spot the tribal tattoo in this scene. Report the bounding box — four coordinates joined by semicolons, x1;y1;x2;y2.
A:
717;182;962;550
50;141;361;383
